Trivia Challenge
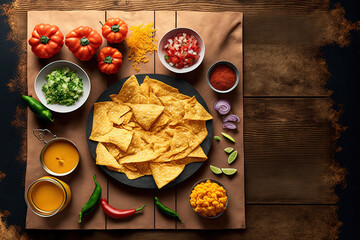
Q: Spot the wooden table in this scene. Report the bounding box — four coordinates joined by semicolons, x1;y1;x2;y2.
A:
1;0;355;239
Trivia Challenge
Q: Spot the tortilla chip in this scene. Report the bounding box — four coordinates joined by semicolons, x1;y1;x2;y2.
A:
188;146;208;159
183;96;213;121
107;166;145;180
175;156;207;165
92;127;133;152
108;102;130;125
144;77;179;97
119;148;158;164
96;143;121;168
124;163;138;171
136;162;152;175
150;162;185;189
113;75;149;104
158;96;185;120
131;104;164;130
89;102;113;140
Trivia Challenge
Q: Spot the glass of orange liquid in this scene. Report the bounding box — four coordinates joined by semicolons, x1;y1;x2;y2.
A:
26;176;71;217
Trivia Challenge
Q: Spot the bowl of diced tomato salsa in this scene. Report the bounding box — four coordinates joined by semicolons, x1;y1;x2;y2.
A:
158;28;205;74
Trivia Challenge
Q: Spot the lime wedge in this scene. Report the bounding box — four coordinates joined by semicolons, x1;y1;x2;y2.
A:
222;168;237;175
228;150;238;164
224;147;234;154
221;132;235;143
214;136;221;141
210;165;222;174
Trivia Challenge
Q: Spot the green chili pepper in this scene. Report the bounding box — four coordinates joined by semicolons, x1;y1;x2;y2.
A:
78;175;102;223
22;95;54;122
154;196;183;223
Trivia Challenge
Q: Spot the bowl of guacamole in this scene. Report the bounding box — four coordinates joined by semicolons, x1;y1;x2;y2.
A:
34;60;91;113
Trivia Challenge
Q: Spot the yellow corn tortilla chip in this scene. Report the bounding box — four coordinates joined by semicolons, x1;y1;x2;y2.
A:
108;102;130;125
124;163;138;171
144;77;179;97
130;104;164;130
183;96;213;121
91;127;133;153
188;146;208;159
174;156;207;165
136;162;152;175
119;148;158;164
89;102;113;140
113;75;149;104
96;143;121;168
158;96;185;120
107;166;145;180
150;162;185;189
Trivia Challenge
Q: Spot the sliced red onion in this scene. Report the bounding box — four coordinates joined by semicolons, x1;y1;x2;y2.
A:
223;114;241;123
213;99;231;115
222;122;237;130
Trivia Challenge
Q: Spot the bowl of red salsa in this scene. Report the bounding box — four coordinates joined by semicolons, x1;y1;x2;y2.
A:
206;61;239;93
158;28;205;74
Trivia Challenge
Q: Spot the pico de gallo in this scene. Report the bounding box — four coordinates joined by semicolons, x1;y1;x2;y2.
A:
163;32;201;69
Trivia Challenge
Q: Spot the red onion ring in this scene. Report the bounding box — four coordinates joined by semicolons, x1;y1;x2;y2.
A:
223;114;241;123
213;99;231;115
222;122;237;130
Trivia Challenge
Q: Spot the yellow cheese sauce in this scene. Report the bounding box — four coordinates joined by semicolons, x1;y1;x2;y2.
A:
43;139;79;174
31;180;64;211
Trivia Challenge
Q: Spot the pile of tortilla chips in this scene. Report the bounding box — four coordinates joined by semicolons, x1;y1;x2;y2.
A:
89;75;213;189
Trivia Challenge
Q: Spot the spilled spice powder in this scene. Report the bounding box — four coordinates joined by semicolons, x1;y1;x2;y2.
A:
209;63;237;91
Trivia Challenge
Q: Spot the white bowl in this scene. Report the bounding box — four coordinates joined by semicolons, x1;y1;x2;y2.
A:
34;60;91;113
158;28;205;74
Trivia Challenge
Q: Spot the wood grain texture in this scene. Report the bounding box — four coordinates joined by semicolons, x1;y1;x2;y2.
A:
3;0;343;238
245;98;338;204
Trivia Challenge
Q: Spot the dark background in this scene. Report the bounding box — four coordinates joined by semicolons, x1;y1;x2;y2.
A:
0;0;359;239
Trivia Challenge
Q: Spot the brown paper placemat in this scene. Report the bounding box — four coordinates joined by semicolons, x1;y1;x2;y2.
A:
25;11;244;230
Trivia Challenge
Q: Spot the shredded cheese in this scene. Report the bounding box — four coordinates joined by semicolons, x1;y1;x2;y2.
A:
125;23;157;72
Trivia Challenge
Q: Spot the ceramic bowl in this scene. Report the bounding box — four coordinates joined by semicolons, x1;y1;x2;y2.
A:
189;178;229;219
34;60;91;113
158;28;205;74
206;60;239;93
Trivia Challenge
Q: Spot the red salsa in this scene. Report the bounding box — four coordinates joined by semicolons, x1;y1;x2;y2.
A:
209;64;237;91
163;32;201;69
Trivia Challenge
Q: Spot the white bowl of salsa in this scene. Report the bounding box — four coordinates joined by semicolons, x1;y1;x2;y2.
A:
158;28;205;74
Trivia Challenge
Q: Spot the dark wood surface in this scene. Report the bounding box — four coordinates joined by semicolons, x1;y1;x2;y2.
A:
1;0;360;239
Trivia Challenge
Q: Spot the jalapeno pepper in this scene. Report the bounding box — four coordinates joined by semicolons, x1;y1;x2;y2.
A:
155;196;183;223
78;175;102;223
22;95;54;122
100;198;145;219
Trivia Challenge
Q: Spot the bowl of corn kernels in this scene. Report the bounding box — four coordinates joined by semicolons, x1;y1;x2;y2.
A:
189;179;228;218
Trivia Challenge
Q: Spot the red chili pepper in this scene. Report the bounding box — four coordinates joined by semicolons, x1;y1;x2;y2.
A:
100;198;145;219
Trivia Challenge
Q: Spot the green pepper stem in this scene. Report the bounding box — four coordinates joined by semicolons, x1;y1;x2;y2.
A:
80;37;89;46
40;36;50;44
136;204;146;212
104;56;113;64
99;21;104;26
111;24;120;32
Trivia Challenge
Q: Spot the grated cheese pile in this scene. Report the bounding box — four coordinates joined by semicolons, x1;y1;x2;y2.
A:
125;23;157;72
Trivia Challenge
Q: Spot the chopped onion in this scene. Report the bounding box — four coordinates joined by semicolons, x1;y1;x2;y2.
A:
214;99;231;115
223;122;237;130
223;114;241;123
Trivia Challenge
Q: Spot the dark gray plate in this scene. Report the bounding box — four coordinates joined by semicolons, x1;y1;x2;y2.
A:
86;74;213;189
